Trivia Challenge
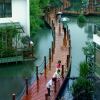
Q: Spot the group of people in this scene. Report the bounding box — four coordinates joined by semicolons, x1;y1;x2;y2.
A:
46;60;62;96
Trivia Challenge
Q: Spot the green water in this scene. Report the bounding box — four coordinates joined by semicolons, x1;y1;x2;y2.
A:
0;28;53;100
0;15;99;100
60;16;100;99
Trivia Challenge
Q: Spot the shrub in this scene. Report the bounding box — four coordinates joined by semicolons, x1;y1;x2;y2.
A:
72;77;94;100
80;62;89;78
77;14;87;23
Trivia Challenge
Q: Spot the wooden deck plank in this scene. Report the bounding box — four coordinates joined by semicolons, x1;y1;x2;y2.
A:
21;11;70;100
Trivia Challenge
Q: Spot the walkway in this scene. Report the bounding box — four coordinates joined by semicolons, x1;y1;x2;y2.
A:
21;10;71;100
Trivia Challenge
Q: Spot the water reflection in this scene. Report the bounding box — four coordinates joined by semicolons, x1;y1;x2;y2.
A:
63;33;67;48
0;62;34;77
0;28;53;100
61;16;99;99
0;78;24;100
84;24;94;39
77;21;86;28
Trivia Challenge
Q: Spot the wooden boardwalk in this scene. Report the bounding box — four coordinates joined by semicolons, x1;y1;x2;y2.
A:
21;10;71;100
63;10;100;15
61;0;100;16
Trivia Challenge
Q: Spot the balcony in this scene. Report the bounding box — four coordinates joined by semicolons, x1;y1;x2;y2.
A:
96;48;100;65
93;34;100;46
93;25;100;46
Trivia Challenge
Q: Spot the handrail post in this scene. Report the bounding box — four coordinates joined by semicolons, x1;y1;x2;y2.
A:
67;25;68;33
69;45;71;56
53;28;55;40
45;93;48;100
32;46;34;57
12;93;16;100
48;16;50;25
49;18;52;27
49;48;51;70
36;66;39;81
68;30;70;40
25;78;28;95
61;65;64;78
36;66;39;92
59;23;61;35
67;55;69;68
52;41;54;62
54;78;57;93
52;77;57;93
44;56;47;78
53;26;56;53
52;20;54;29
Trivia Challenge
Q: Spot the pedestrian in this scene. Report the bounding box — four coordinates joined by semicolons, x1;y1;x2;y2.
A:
46;79;53;96
56;60;61;71
53;70;61;79
63;25;66;34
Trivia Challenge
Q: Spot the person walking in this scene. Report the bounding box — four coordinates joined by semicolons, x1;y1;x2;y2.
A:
46;79;53;96
56;60;61;71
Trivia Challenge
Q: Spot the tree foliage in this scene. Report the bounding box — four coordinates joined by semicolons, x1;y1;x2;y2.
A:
77;14;87;23
80;61;89;77
30;0;62;34
72;77;94;100
0;26;19;57
72;61;94;100
83;42;95;56
30;0;43;31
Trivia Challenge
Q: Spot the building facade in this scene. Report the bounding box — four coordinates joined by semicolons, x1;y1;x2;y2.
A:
0;0;30;36
93;25;100;66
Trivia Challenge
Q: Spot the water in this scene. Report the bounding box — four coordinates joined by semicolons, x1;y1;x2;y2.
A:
0;16;99;100
61;16;100;99
0;28;53;100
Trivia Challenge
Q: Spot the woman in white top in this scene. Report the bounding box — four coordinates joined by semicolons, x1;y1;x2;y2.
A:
46;79;53;96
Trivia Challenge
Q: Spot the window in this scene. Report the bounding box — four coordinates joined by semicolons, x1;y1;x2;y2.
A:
0;0;12;18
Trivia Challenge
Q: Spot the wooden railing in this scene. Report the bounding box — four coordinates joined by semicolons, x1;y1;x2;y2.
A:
0;56;23;64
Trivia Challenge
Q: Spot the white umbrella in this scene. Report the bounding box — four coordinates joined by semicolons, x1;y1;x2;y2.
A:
61;17;70;22
57;12;63;15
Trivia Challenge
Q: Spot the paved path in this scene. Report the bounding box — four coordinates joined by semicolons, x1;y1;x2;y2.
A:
22;11;70;100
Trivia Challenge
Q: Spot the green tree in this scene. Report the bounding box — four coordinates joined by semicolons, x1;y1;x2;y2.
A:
30;0;62;34
77;14;87;23
72;61;94;100
80;61;89;77
72;77;94;100
83;41;95;56
39;0;50;9
0;26;19;57
49;0;62;8
30;0;43;31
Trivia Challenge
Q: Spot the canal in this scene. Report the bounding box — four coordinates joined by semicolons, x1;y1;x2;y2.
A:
0;27;53;100
60;16;100;99
0;16;99;100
